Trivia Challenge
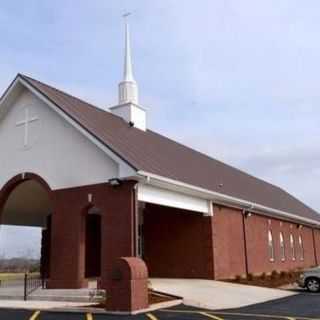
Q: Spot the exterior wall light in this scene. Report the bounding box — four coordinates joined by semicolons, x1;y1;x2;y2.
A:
245;211;252;218
108;178;122;187
242;210;252;218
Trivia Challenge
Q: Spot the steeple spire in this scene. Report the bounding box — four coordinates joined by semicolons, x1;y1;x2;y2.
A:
119;13;139;105
111;13;146;131
123;20;134;82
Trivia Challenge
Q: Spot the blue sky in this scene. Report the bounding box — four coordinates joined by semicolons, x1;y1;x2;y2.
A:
0;0;320;258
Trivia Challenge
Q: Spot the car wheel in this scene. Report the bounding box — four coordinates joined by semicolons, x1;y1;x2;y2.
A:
306;278;320;293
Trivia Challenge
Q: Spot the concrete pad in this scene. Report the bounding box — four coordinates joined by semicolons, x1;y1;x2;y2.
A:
30;288;98;302
0;279;99;302
150;278;298;310
0;300;97;311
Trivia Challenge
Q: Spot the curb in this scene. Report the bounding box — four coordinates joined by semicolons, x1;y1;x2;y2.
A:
0;299;183;315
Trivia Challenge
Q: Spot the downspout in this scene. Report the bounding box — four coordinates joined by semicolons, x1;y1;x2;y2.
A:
312;228;318;266
242;210;249;277
133;182;139;257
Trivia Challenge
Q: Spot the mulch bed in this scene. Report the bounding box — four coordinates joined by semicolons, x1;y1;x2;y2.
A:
225;270;302;288
149;290;177;304
88;290;177;310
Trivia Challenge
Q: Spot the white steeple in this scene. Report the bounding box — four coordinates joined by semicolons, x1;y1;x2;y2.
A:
111;14;147;131
118;16;139;105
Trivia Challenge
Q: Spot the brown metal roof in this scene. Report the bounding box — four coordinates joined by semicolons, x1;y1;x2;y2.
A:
19;74;320;223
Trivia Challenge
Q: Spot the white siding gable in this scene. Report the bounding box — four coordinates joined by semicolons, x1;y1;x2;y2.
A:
0;88;120;190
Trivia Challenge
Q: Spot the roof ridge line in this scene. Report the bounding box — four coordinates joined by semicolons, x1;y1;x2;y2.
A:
17;74;138;171
19;74;117;116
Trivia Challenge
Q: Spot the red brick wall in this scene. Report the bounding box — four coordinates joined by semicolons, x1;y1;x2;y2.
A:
143;204;214;279
313;229;320;266
49;181;137;289
212;206;247;279
212;205;318;279
245;215;316;274
49;186;88;288
99;181;137;289
143;202;318;281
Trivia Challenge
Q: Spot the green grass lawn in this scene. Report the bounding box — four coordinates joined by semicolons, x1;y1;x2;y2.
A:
0;272;40;281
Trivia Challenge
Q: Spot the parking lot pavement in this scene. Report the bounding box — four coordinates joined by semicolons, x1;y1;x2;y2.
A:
0;308;34;320
154;292;320;319
213;291;320;319
0;293;319;320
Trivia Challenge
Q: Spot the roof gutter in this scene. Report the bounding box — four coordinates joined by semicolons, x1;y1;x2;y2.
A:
136;170;320;228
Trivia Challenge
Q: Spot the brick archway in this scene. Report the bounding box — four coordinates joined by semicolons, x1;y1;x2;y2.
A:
0;172;53;215
0;172;54;280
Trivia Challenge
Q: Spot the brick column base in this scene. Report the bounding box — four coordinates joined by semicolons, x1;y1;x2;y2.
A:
105;257;148;312
47;278;88;289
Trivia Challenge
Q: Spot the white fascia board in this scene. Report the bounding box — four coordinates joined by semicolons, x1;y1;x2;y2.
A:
137;183;212;215
13;77;136;178
136;170;320;227
0;77;19;105
0;77;22;120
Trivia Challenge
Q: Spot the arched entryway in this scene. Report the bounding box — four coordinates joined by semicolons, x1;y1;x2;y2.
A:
0;173;53;280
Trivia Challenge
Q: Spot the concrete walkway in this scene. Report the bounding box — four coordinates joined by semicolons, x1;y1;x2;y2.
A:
150;278;297;310
0;300;97;311
0;280;99;302
0;287;92;302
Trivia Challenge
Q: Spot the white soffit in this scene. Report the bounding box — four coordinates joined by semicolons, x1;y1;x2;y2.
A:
137;183;212;215
137;171;320;227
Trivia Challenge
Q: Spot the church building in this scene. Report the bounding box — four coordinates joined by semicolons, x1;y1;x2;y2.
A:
0;21;319;310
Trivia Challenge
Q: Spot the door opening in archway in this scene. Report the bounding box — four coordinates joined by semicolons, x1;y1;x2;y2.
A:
0;179;53;286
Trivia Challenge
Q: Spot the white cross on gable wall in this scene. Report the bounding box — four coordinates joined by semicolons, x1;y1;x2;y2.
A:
16;108;39;148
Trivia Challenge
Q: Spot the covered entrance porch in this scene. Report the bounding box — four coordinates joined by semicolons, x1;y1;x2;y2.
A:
0;173;138;291
137;182;215;279
0;171;216;311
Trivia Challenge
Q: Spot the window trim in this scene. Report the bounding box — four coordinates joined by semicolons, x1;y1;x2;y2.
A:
280;232;286;262
299;234;304;261
268;230;275;262
290;233;296;261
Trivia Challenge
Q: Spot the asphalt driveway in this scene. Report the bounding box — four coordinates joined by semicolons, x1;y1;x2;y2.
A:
0;292;319;320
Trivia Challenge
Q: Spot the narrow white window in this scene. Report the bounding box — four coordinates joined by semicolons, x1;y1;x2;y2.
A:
290;234;296;261
299;235;304;261
280;232;286;261
268;230;275;262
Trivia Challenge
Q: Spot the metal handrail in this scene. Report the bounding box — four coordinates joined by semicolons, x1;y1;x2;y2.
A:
24;273;46;301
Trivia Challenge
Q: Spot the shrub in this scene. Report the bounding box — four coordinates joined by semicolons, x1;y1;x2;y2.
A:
235;275;242;282
260;272;267;280
247;273;254;281
271;270;279;279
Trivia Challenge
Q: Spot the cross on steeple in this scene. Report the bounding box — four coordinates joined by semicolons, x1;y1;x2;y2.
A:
16;108;39;148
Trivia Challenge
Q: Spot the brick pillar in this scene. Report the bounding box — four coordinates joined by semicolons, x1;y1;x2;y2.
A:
203;216;215;279
48;189;88;289
99;181;137;290
40;216;51;279
107;257;148;312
